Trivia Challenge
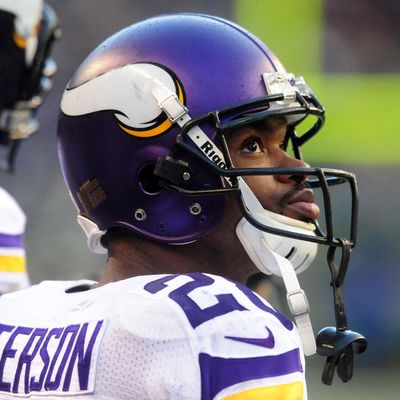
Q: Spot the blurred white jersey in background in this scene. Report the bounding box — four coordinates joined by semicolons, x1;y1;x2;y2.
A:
0;186;30;294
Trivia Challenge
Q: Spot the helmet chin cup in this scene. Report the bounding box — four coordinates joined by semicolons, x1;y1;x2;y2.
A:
236;178;318;275
316;326;367;385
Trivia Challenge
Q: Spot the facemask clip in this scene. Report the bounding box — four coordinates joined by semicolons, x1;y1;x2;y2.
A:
316;241;367;384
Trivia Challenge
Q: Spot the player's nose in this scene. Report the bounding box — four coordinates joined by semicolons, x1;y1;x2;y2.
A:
274;153;310;184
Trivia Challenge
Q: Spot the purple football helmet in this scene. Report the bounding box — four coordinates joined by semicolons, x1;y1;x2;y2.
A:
58;13;357;250
58;14;366;379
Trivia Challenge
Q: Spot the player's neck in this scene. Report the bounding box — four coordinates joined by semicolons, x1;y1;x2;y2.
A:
95;231;255;287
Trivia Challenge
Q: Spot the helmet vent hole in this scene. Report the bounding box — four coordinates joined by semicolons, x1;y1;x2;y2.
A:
138;163;164;195
285;247;296;260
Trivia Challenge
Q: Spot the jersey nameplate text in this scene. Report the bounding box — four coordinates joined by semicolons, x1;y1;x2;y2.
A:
0;320;105;396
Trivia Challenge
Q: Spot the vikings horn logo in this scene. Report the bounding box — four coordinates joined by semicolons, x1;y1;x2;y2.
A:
61;63;185;138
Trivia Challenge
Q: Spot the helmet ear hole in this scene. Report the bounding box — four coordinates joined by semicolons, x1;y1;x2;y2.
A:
138;163;164;195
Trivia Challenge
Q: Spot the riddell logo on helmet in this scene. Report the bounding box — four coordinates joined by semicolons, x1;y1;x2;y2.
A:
200;140;227;169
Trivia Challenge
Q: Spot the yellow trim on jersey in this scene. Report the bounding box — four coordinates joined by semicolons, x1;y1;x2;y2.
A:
12;32;27;48
222;381;303;400
0;255;26;273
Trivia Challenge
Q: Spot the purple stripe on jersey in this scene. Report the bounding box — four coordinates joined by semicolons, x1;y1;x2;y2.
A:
0;233;23;249
199;348;303;400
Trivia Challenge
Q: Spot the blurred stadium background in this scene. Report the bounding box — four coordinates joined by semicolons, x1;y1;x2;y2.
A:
1;0;399;397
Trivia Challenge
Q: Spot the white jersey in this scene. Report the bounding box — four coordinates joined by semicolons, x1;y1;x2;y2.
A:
0;273;307;399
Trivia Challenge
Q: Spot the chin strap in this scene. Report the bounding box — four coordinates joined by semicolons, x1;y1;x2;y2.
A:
280;257;316;356
316;241;367;384
236;179;316;356
237;217;316;355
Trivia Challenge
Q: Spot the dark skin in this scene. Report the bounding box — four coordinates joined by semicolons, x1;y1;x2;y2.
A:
96;117;319;286
228;117;319;223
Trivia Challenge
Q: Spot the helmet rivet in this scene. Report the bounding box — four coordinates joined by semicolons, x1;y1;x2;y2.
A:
134;208;147;221
182;171;191;181
189;203;202;215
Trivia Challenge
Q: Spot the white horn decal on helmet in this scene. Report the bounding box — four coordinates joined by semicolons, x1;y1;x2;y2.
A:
61;63;185;138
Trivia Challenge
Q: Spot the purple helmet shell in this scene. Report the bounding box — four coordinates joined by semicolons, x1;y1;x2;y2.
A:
57;13;286;243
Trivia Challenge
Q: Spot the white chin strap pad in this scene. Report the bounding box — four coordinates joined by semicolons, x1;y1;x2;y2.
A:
236;179;317;355
77;215;107;254
236;178;317;276
236;212;317;276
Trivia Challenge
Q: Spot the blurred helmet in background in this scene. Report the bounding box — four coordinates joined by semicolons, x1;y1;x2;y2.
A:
0;0;60;172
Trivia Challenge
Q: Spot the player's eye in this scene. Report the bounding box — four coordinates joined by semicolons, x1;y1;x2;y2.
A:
241;137;263;153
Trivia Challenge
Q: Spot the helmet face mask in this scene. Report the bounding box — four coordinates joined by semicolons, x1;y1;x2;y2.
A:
153;77;358;251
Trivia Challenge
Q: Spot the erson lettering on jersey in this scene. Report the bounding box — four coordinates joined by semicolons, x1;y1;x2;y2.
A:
0;320;106;396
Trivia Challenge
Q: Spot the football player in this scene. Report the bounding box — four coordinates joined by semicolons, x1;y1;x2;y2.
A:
0;14;366;399
0;0;59;292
